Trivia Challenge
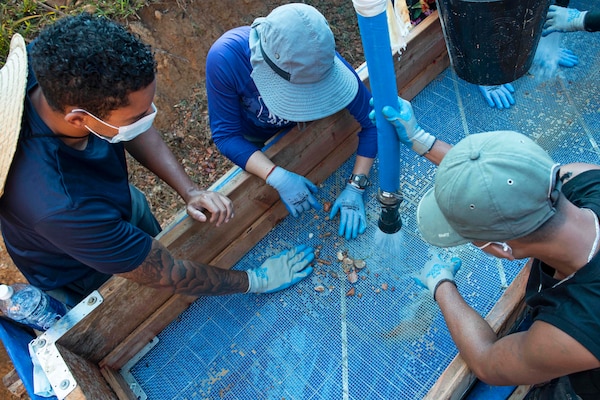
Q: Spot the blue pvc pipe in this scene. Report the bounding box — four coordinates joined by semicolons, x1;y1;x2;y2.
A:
356;11;400;194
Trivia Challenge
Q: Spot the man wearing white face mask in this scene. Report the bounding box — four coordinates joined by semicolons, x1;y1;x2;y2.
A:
0;14;315;309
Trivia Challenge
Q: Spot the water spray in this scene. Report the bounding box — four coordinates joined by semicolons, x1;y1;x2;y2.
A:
353;0;403;236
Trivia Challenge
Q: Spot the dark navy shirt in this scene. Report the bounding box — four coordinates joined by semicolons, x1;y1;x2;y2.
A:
526;169;600;361
0;62;152;290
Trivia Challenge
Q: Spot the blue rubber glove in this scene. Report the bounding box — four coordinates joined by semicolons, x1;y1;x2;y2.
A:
415;253;462;301
266;167;321;217
543;5;586;36
246;245;315;294
369;97;436;156
329;184;367;240
558;48;579;68
478;84;515;109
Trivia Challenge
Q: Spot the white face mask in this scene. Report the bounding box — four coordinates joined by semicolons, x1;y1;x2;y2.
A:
71;103;157;143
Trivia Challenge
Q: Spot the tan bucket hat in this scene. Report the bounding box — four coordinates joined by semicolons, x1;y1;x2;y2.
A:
0;34;28;197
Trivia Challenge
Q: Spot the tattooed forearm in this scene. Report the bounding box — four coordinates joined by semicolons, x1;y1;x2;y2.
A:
117;239;249;296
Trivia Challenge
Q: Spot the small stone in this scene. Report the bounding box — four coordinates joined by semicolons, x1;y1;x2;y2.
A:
347;270;358;284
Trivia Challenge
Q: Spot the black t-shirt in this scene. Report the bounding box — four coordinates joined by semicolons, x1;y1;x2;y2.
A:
525;169;600;397
526;169;600;359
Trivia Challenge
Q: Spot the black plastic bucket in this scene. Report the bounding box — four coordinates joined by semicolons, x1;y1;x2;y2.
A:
436;0;551;85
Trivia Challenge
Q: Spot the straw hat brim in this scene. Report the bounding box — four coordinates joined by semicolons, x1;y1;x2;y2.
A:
0;34;28;197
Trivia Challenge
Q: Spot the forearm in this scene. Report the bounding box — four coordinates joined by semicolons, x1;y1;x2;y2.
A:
117;239;249;296
125;128;198;203
245;150;276;180
423;138;452;166
435;281;498;370
352;155;374;176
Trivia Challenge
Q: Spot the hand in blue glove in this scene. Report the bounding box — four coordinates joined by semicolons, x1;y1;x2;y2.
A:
329;184;367;240
246;244;315;293
478;84;515;109
543;5;586;36
415;253;462;301
266;167;321;217
558;48;579;68
369;97;436;156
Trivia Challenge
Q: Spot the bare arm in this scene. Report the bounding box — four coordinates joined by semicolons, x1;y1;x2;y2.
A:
423;139;452;166
125;127;197;201
435;281;600;385
351;155;374;176
117;239;249;296
559;163;600;184
245;150;276;180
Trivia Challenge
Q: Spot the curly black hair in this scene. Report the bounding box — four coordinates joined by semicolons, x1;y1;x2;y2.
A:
29;13;157;118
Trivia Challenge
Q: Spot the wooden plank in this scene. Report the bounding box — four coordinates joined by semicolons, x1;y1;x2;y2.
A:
424;262;532;400
159;108;360;262
99;367;138;400
57;344;116;400
399;51;449;101
56;278;172;364
100;123;361;370
2;368;27;399
100;295;195;370
508;385;532;400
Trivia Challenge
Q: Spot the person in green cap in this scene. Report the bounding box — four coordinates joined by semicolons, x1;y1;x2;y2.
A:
373;96;600;398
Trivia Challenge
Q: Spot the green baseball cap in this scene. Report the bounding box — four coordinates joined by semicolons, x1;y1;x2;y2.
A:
417;131;560;247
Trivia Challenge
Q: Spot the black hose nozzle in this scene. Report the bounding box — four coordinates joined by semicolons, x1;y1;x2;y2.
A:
377;190;403;234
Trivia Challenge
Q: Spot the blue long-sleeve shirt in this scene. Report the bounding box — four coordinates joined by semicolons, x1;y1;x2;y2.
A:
206;26;377;169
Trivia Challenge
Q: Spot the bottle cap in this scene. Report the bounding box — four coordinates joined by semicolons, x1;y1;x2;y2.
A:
0;285;13;300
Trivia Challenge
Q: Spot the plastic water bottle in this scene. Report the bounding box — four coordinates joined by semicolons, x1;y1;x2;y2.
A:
0;283;67;331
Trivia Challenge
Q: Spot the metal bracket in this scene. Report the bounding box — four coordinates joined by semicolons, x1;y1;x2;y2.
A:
119;336;159;400
30;290;104;399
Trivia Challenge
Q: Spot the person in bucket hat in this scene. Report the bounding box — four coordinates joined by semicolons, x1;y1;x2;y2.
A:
0;14;315;308
206;3;378;240
373;95;600;398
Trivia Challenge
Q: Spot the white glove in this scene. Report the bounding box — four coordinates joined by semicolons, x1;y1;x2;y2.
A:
543;5;587;36
415;253;462;301
370;96;436;156
246;245;314;293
